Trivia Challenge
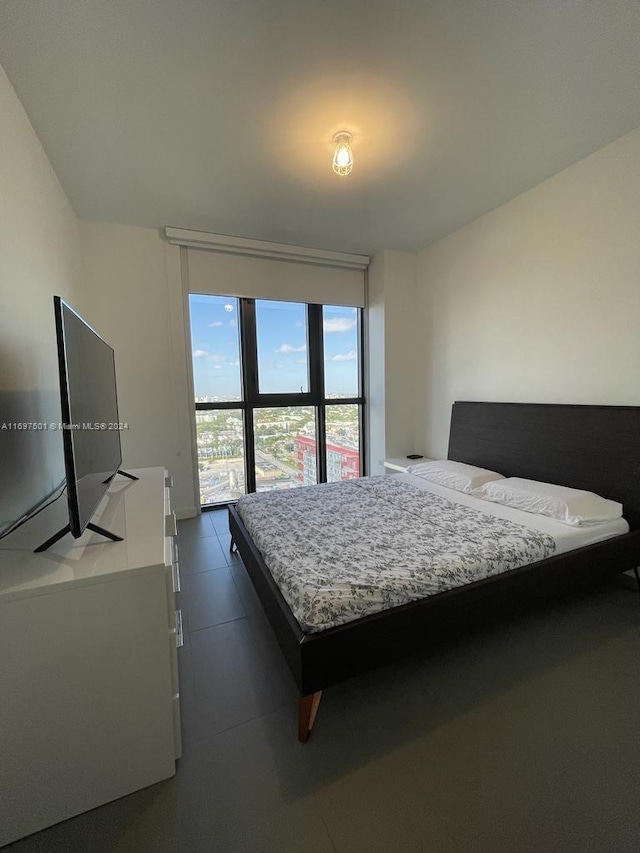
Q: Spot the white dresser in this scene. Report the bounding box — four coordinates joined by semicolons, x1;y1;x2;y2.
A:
0;467;181;847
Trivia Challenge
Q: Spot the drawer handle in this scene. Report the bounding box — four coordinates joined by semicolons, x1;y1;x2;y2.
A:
175;609;184;648
172;559;181;593
165;512;177;537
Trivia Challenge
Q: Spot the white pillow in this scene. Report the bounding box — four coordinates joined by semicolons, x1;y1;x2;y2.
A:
406;460;504;494
476;477;623;526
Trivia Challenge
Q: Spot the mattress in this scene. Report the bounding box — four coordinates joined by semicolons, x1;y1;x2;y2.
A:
235;475;629;634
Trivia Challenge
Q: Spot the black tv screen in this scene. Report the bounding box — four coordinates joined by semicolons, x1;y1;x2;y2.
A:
54;297;122;538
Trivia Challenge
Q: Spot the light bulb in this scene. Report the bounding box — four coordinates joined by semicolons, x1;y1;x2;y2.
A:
332;131;354;176
336;146;350;166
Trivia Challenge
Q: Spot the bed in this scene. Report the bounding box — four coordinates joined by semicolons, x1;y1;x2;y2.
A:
228;402;640;741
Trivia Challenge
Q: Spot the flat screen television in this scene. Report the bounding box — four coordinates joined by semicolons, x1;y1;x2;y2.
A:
35;297;136;552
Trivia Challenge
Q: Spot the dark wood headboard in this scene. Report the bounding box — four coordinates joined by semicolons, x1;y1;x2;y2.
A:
448;402;640;530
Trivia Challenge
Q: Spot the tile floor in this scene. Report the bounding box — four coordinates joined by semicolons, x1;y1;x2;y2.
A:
7;508;640;852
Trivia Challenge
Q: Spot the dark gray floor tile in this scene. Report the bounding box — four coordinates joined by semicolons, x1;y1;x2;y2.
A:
186;618;294;741
244;604;300;693
208;508;231;535
436;586;640;714
218;530;232;548
217;529;234;552
180;566;246;632
385;618;640;848
294;658;462;847
178;534;227;573
176;514;216;539
309;727;462;853
228;559;263;615
306;678;556;850
463;746;640;853
296;640;472;784
217;531;245;566
398;691;580;844
175;708;336;853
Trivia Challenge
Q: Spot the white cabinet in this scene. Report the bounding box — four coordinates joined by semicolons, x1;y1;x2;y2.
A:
0;467;181;847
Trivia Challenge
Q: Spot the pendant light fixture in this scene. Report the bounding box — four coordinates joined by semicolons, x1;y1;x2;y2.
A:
332;131;354;176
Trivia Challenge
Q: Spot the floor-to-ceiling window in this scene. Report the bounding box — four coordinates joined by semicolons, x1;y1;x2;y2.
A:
190;296;365;507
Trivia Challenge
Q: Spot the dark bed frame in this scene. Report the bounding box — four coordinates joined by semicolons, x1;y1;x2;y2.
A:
228;402;640;741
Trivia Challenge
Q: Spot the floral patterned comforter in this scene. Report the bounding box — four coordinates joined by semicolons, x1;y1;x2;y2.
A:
236;476;556;634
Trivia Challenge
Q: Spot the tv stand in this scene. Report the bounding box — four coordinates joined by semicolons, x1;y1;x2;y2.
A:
35;469;140;552
34;521;124;554
102;468;140;484
0;467;182;846
116;468;139;481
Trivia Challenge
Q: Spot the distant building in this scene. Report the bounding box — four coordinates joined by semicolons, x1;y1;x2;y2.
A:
295;435;360;485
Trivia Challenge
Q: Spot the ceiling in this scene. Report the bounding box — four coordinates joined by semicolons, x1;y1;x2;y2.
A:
1;0;640;255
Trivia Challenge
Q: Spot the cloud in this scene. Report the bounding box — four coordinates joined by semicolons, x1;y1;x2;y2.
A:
208;321;224;327
276;343;307;354
324;317;356;333
193;349;208;358
331;350;357;362
206;353;227;363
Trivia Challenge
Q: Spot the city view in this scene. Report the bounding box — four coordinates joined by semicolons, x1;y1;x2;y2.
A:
195;402;360;504
190;295;362;505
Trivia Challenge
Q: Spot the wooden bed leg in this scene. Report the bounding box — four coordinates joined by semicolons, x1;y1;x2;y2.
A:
298;691;322;743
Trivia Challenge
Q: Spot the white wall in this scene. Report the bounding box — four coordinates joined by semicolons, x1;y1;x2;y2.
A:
382;250;417;458
415;126;640;457
366;249;417;473
79;221;198;516
366;254;386;475
0;63;82;533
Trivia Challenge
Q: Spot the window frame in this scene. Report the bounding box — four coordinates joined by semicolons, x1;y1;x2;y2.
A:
193;297;366;505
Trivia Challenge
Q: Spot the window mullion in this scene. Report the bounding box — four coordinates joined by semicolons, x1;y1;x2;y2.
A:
307;304;326;483
239;299;257;493
357;307;366;476
316;405;327;484
240;299;258;404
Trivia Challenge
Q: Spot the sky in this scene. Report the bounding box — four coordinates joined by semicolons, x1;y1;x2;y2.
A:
189;295;359;399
